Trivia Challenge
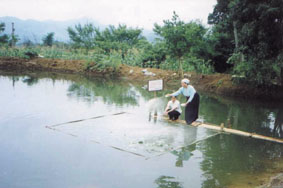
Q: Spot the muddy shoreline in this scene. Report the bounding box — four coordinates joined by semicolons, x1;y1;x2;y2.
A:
1;57;283;101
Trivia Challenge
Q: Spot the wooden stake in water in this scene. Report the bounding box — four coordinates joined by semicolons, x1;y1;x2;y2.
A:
154;91;158;117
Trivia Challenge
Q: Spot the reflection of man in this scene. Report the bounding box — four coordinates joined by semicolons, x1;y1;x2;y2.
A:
171;145;195;167
274;109;283;138
171;126;197;167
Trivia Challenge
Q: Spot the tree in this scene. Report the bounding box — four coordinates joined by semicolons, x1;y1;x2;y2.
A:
22;37;34;47
67;23;96;51
232;0;283;85
0;22;9;45
95;24;144;58
9;34;20;47
138;40;167;68
42;32;55;46
209;0;283;86
154;12;207;77
207;0;236;72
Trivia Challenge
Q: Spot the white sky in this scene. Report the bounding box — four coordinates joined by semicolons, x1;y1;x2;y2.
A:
1;0;216;29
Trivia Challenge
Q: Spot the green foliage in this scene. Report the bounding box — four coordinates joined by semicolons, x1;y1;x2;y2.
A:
94;24;144;58
138;41;167;68
101;25;144;46
232;58;278;86
0;47;39;59
84;52;122;74
120;41;167;69
154;12;191;76
122;48;143;67
67;23;96;50
9;34;20;47
217;79;223;87
67;23;144;60
233;0;283;60
22;38;34;47
0;22;9;46
154;12;190;59
159;55;214;74
154;12;211;76
184;55;214;74
210;0;283;86
42;32;55;46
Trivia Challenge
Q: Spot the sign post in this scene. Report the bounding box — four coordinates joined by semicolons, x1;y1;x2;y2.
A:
148;79;163;92
148;79;163;118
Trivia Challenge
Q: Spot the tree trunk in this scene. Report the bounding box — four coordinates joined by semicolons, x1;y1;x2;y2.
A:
178;58;184;78
233;21;239;50
11;22;15;47
233;21;244;62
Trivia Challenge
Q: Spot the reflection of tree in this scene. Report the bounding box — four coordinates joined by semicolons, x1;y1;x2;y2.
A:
21;76;39;86
200;96;230;124
66;78;139;106
6;75;38;87
198;134;283;188
155;176;183;188
11;76;20;87
195;96;283;187
200;95;280;137
274;109;283;138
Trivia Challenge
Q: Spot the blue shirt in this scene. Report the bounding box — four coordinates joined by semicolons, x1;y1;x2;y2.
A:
172;85;196;103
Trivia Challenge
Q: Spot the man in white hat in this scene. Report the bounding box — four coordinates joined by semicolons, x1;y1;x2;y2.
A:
165;78;200;124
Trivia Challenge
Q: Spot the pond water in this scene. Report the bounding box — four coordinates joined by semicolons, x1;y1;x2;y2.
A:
0;71;282;188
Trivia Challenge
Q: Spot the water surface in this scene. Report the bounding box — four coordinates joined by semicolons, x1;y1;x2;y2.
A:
0;71;282;188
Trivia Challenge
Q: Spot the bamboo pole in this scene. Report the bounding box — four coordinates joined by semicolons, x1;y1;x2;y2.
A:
162;118;283;144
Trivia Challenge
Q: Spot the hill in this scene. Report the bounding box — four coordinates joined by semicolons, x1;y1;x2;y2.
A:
0;16;156;44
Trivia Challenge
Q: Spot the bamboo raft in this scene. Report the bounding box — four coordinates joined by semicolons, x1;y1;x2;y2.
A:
159;116;283;144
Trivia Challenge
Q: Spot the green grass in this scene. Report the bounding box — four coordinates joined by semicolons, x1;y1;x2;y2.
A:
0;47;122;73
0;46;214;74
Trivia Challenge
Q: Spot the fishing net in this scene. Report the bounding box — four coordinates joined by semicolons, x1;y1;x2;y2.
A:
46;112;218;159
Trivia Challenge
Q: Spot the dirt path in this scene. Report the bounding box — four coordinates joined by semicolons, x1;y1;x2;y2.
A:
1;57;283;101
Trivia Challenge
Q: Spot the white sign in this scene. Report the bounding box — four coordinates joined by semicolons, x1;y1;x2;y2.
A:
148;79;163;91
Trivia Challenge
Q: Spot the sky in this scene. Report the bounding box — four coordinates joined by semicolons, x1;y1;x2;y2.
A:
1;0;217;30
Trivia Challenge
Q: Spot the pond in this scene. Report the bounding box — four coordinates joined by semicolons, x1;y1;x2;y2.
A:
0;71;282;188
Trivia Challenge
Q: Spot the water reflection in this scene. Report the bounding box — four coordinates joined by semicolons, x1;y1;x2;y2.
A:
10;76;20;87
5;72;140;107
198;134;283;188
7;75;39;87
200;95;283;138
22;76;39;86
67;80;139;106
1;71;283;188
155;176;183;188
148;111;158;123
274;109;283;138
171;144;195;167
3;71;283;139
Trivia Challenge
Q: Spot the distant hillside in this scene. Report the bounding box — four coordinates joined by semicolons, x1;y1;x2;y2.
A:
0;16;105;44
0;17;156;44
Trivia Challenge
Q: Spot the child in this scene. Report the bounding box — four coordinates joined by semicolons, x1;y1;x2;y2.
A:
164;96;182;120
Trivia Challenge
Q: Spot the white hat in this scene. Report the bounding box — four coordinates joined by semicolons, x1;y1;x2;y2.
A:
181;78;190;85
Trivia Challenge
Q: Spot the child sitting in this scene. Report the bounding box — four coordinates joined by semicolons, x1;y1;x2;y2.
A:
164;96;182;120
